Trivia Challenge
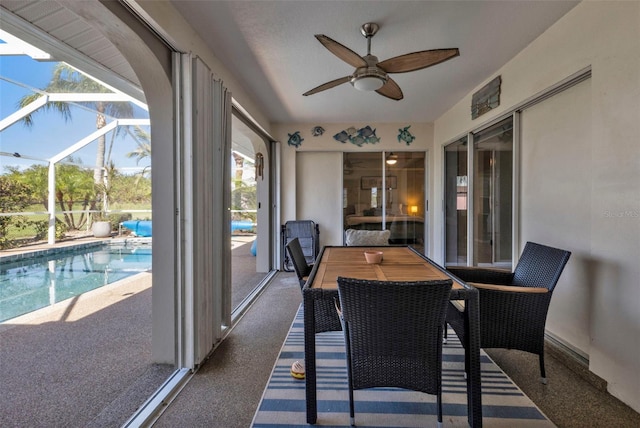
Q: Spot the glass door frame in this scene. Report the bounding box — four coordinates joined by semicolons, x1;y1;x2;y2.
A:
342;150;430;255
229;105;279;323
443;112;520;269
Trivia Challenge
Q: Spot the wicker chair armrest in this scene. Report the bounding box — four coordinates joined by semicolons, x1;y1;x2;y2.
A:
468;282;549;293
334;297;342;318
449;299;465;311
447;266;513;284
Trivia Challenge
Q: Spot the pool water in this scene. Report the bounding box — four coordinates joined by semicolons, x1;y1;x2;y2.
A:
0;243;152;323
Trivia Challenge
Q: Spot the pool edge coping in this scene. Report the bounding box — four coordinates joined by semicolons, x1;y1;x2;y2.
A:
0;238;152;263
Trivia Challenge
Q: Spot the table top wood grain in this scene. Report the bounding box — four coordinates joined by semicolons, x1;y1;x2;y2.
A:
310;246;463;290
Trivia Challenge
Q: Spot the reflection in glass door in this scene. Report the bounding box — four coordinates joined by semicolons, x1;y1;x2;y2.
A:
473;118;513;267
343;152;425;253
231;115;270;310
343;152;382;231
385;152;425;252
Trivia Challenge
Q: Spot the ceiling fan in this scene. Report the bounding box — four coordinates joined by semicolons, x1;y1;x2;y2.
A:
303;23;459;101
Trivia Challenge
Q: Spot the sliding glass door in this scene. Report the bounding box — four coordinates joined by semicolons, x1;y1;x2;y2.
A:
230;114;271;310
444;137;468;266
343;152;426;253
444;117;514;268
473;119;513;266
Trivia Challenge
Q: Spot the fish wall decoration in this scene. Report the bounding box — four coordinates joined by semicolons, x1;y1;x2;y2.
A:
333;126;380;147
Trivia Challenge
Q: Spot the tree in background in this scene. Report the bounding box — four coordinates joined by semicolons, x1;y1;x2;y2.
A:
6;159;94;231
1;164;152;246
0;176;31;249
55;162;94;229
231;152;257;223
126;126;151;167
17;63;134;186
5;164;47;208
231;179;257;223
112;172;151;206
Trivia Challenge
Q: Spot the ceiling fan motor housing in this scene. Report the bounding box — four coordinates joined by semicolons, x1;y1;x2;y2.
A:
351;53;387;91
351;67;387;90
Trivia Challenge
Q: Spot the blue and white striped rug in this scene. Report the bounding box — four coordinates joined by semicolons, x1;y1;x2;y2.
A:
252;306;554;427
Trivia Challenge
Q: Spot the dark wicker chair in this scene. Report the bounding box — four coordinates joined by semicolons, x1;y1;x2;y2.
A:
285;237;312;289
337;277;453;427
447;241;571;384
287;238;342;332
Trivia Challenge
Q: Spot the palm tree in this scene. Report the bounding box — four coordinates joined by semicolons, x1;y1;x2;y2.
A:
17;63;134;186
126;125;151;179
126;126;151;164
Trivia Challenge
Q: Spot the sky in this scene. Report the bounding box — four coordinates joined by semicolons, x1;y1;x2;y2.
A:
0;46;150;174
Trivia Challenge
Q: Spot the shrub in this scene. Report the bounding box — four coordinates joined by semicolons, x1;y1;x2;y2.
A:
31;219;67;241
108;213;132;230
0;176;31;249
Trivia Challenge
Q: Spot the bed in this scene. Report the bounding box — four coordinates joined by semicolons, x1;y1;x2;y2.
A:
345;214;424;244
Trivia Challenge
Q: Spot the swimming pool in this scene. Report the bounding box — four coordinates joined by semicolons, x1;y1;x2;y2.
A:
0;241;152;323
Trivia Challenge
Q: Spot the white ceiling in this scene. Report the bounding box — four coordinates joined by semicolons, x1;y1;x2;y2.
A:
171;0;579;124
0;0;144;102
0;0;579;127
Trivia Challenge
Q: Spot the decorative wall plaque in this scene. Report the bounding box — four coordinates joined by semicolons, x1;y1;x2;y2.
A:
397;125;415;145
333;126;380;146
287;131;304;147
471;76;501;119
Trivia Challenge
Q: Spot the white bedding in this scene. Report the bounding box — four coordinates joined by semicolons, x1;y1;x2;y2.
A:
345;214;424;226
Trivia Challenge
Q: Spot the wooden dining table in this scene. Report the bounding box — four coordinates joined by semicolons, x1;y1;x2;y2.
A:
302;245;482;427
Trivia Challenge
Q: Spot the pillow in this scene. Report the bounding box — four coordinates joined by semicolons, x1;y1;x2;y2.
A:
345;229;391;246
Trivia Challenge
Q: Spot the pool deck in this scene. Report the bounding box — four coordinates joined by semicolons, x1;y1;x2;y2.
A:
0;233;262;427
0;269;173;427
0;269;151;332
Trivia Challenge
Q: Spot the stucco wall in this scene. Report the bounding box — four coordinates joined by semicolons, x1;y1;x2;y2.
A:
433;2;640;411
136;0;271;134
274;122;433;250
520;78;592;356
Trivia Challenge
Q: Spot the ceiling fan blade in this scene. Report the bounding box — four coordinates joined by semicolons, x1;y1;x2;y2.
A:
376;77;403;101
315;35;367;68
378;48;459;73
303;76;352;96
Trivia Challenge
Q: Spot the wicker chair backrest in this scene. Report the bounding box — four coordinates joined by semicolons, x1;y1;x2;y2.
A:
512;242;571;292
337;277;452;394
286;238;312;288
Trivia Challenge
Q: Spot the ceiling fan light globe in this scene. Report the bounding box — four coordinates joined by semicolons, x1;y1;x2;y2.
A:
352;76;385;91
